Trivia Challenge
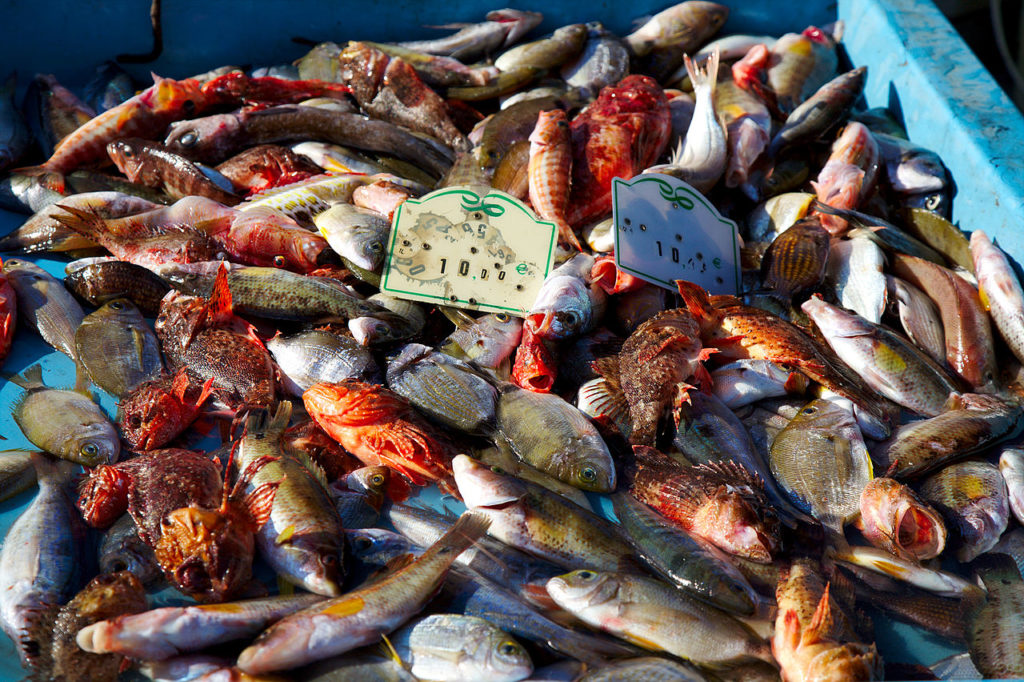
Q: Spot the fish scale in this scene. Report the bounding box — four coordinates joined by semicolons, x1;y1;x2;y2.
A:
760;216;830;300
528;109;577;249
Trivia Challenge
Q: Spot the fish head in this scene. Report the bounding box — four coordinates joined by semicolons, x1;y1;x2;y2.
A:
345;528;417;573
349;311;409;346
72;571;147;617
529;109;569;147
801;25;836;47
527;276;595;340
546;569;618;610
164;113;242;162
344;466;390;509
348;223;388;273
106;138;151;181
77;464;131;528
142;76;206;116
696;489;779;563
725;117;770;188
482;634;533;681
120;380;193;451
71;424;120;467
891;150;946;195
155;505;255;602
452;454;526;510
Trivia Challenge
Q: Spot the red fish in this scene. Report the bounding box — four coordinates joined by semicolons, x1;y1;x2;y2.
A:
283;418;363;482
215;145;322;195
567;75;671;227
511;323;558;393
352;179;413;221
200;73;351;107
215;207;330;273
0;258;16;365
528;109;578;249
812;122;879;235
119;369;214;450
591;254;646;295
303;380;458;495
16;76;208;191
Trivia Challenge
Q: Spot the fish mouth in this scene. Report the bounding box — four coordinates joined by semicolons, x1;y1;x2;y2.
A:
527;312;554;337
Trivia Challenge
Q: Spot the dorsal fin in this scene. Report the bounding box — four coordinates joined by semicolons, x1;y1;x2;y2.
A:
290;447;331;492
674;280;714;322
205;263;234;325
694;459;764;490
591;355;620;383
801;583;834;647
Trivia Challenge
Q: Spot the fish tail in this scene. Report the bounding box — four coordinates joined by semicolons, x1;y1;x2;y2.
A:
7;363;44;390
434;511;490;556
801;583;833;646
685;48;719;98
51;203;108;241
12;165;66;193
73;359;92;395
556;218;583;251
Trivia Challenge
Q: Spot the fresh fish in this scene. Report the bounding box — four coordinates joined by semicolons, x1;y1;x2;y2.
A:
999;448;1024;525
930;652;983;680
612;492;759;616
0;73;31;172
826;235;886;323
348;293;426;346
630;445;780;563
267;330;380;396
495;383;616;492
106;138;241;205
476;441;594;510
491;138;531;199
75;298;163;397
875;131;948;195
0;173;65;215
857;477;946;562
971;229;1024;366
735;26;838;115
529;108;579;249
76;593;324;661
0;454;86;668
901;207;973;272
3;258;85;361
291;140;386;175
65;259;171;315
0;450;37;503
10;365;119;467
330;466;396;528
439;310;523;375
966;554;1024;678
920;460;1009;563
389;614;533;682
768;396;872;530
235;512;489;674
527;253;606;340
242;172;372;227
216;144;322;195
710;359;808;408
454;455;634;570
495;24;587;71
42;572;147;682
547;570;772;667
629;1;728;82
398;9;543;61
118;369;213;451
314;202;390;273
745;192;815;243
760;216;830;300
386;343;498;435
560;23;630;99
236;403;345;596
364;41;499;89
874;393;1023;478
304;380;459;494
576;658;706;681
23;74;95;158
812;121;879;234
885;275;946;365
645;51;725;195
717;77;772;192
802;295;958;416
84;61;136;113
767;67;866;157
97;514;162;586
893;253;998;392
512;320;559;392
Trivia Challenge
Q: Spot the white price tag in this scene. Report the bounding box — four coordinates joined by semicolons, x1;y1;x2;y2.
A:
381;186;557;316
612;175;741;295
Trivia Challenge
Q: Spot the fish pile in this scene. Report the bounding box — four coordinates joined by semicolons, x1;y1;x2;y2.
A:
1;2;1024;681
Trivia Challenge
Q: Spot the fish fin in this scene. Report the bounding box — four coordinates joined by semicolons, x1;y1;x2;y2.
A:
685;49;719;98
195;376;216;408
674;280;714;322
12;165;66;193
73;361;93;395
290;446;331;492
692;361;714;392
694;459;764;491
780;609;802;651
801;583;833;646
631;444;674;468
441;306;476;329
51;204;112;242
579;377;630;425
378;633;408;671
784;371;808;394
383;552;418;573
591;355;620;382
520;581;559;610
634;335;696;363
240;474;282;530
437;511;490;553
7;363;45;390
205;263;235;324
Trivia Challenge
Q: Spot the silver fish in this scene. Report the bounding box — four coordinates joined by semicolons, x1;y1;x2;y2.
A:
560;23;630;98
440;310;523;377
267;330;380;396
886;275;946;365
826;236;886;323
971;229;1024;366
3;258;85;361
314;202;390;273
920;460;1009;562
999;447;1024;525
527;253;606;340
98;514;162;587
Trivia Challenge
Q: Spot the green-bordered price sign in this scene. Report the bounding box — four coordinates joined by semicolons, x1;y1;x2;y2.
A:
381;186;557;316
612;175;741;295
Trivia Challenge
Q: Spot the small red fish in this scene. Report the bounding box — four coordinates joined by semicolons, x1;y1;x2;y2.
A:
303;380;458;495
0;258;16;365
567;75;671;227
352;179;413;221
16;75;208;191
200;73;351;107
215;145;322;195
528;108;578;250
283;418;363;482
511;323;558;393
812;122;879;235
591;254;646;295
119;369;214;450
216;207;330;273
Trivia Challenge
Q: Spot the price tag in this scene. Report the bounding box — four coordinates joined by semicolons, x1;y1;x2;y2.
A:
612;175;741;295
381;186;557;316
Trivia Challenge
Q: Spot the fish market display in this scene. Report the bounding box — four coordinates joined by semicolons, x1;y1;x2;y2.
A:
1;3;1023;680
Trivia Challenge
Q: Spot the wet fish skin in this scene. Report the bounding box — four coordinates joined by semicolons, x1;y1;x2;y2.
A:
612;492;758;616
527;253;607;341
454;455;634;571
826;236;886;324
76;593;325;661
65;259;171;316
0;450;37;503
386;343;498;435
3;258;85;361
75;298;164;397
760;216;830;300
970;229;1024;366
97;514;162;586
577;657;706;681
10;364;119;467
476;441;594;510
440;311;523;374
625;1;729;57
999;448;1024;525
398;10;542;61
560;23;630;99
389;614;533;682
529;108;578;249
314;203;390;273
268;330;380;396
710;359;808;408
857;477;946;562
885;275;946;366
802;296;958;417
919;460;1009;563
546;570;773;667
106;138;241;205
495;24;587;71
967;554;1024;678
45;571;147;682
235;512;490;674
0;453;86;668
767;67;867;157
496;383;616;493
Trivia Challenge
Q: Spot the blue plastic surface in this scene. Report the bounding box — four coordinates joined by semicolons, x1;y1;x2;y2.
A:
1;0;1021;676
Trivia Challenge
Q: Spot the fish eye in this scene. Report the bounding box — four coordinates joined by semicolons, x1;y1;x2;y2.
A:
490;466;506;475
577;570;596;580
369;243;383;253
182;99;196;115
495;313;511;322
179;131;198;148
370;473;385;486
802;406;817;415
580;466;597;482
556;120;568;129
81;442;100;458
273;255;287;268
122;147;134;159
127;415;143;428
498;641;521;657
353;537;372;551
563;310;580;327
110;301;124;310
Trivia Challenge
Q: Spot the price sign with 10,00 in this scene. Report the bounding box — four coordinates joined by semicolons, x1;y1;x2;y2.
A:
380;186;557;316
612;174;741;295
